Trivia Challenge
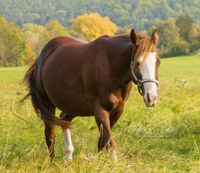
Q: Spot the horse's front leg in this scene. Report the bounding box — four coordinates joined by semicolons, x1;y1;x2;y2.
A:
94;103;117;160
60;113;74;162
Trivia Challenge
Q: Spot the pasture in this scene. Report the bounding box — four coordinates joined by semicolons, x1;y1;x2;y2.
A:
0;55;200;173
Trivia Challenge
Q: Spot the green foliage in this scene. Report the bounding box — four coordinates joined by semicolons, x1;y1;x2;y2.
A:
155;18;180;51
0;0;200;31
0;55;200;172
149;14;200;57
0;16;33;66
162;41;190;57
71;13;117;40
171;41;190;56
176;14;194;42
189;23;200;52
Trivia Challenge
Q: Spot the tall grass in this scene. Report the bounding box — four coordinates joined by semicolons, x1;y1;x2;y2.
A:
0;55;200;172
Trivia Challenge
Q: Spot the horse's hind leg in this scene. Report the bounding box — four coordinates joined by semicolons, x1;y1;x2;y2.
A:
44;108;56;161
44;122;55;160
60;112;74;162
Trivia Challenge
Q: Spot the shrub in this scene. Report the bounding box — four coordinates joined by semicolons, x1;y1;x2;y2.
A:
162;41;190;57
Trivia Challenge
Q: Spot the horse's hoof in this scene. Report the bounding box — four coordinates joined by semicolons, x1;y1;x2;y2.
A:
63;155;73;164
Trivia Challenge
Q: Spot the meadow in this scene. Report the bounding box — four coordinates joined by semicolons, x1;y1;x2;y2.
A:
0;55;200;173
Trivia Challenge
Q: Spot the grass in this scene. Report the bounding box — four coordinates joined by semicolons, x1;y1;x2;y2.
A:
0;55;200;173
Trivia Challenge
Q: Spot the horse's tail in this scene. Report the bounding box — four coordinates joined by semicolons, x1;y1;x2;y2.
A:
22;41;71;128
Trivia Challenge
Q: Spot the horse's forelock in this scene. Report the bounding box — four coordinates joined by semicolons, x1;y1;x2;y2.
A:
133;35;157;67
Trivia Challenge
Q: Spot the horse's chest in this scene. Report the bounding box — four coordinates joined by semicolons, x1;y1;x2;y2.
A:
99;90;123;111
108;93;123;110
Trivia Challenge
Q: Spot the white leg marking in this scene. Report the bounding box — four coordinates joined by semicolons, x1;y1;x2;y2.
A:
63;128;74;161
111;150;117;161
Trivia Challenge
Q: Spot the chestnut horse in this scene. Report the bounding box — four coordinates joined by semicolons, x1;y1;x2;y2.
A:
24;29;160;161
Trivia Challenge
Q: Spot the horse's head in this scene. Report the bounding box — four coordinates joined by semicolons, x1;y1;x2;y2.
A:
130;29;160;107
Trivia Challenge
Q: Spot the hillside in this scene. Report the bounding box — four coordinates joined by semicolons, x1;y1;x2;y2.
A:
0;0;200;30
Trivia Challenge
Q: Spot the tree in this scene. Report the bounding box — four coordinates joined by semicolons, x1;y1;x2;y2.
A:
153;18;180;51
22;21;70;57
165;40;190;57
22;23;49;55
0;0;200;31
45;20;69;39
71;13;117;40
189;23;200;52
0;16;32;66
176;14;194;42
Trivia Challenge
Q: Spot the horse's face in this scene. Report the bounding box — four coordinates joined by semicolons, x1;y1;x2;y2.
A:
136;51;160;107
130;29;160;107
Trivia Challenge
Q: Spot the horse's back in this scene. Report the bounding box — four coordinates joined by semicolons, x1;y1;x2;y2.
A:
45;36;88;50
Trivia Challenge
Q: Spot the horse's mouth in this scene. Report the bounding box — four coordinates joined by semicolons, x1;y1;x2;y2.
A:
144;99;157;107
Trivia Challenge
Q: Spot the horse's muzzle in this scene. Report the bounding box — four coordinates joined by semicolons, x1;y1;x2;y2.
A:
144;93;158;107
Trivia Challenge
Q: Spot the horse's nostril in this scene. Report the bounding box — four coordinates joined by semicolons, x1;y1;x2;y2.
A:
147;93;151;102
147;93;157;102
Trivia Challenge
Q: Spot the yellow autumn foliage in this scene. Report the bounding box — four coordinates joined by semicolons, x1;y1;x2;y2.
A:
45;20;69;38
72;13;117;40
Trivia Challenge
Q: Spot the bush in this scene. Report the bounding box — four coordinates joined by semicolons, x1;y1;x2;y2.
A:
190;40;200;53
161;41;190;57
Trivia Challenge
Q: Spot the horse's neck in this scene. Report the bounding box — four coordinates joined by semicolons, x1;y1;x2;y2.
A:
107;36;133;83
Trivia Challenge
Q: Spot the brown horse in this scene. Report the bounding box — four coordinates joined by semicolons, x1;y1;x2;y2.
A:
24;29;160;161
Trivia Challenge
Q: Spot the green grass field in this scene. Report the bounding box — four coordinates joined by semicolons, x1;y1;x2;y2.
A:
0;55;200;173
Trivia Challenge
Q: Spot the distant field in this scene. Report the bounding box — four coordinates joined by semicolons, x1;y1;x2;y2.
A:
0;66;27;83
0;55;200;173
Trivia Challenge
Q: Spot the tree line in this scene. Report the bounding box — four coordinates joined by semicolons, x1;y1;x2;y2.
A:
0;13;199;66
151;14;200;57
0;0;200;31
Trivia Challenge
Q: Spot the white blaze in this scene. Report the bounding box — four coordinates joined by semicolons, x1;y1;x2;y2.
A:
139;52;158;106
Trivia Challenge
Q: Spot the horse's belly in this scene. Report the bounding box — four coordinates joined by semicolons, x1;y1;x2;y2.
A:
59;96;92;116
46;85;93;116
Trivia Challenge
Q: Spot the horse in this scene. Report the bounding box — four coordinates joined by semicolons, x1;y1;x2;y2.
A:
23;28;160;161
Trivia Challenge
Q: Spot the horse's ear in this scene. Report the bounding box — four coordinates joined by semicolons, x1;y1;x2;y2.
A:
130;29;137;45
151;29;159;46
